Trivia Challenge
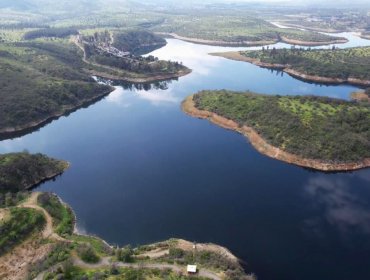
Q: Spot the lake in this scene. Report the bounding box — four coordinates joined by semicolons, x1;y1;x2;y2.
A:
1;34;370;280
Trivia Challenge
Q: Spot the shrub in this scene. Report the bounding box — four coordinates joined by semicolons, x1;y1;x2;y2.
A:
77;244;101;264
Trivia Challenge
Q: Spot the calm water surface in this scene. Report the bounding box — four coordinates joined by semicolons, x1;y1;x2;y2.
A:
1;35;370;280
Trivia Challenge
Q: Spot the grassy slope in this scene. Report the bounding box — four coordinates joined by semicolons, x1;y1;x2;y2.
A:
240;47;370;80
0;40;112;132
193;90;370;163
0;207;45;256
0;152;68;192
37;192;74;238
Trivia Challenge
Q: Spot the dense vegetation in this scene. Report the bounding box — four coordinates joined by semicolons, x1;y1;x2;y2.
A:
23;27;78;40
112;30;166;55
0;152;68;192
193;90;370;162
0;207;45;255
0;41;112;133
116;245;134;262
37;192;74;237
240;47;370;80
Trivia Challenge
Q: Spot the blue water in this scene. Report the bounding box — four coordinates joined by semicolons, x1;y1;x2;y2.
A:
1;36;370;280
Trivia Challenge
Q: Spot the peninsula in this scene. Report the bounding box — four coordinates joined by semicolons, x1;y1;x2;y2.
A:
75;30;191;82
182;91;370;171
0;41;114;137
0;30;191;139
0;152;254;280
211;47;370;87
0;152;69;191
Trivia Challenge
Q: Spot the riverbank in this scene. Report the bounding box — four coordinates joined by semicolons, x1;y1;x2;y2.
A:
157;32;278;47
0;152;70;192
157;32;348;47
0;86;114;139
210;51;370;87
0;191;254;280
351;91;370;102
73;35;192;83
24;162;70;190
182;95;370;171
279;35;348;46
87;67;192;83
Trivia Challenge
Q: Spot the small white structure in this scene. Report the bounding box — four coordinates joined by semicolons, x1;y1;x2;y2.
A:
187;265;197;274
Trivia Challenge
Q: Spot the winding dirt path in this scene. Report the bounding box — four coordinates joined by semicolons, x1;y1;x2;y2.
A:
72;256;222;280
0;193;68;280
19;192;66;242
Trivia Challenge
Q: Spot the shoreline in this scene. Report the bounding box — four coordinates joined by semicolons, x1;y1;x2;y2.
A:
210;51;370;87
3;191;250;280
0;87;114;140
157;32;347;47
73;36;192;83
182;95;370;171
279;35;348;46
25;161;70;190
87;68;192;83
156;32;278;47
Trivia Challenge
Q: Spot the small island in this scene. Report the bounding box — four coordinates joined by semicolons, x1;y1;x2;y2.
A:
211;46;370;87
182;91;370;171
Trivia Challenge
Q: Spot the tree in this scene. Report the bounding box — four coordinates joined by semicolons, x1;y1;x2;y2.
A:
116;245;133;262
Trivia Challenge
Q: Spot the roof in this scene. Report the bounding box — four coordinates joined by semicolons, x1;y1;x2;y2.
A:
187;265;197;273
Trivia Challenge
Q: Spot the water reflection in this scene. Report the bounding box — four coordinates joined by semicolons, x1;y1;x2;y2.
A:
95;77;174;91
100;77;180;106
304;172;370;234
106;86;179;106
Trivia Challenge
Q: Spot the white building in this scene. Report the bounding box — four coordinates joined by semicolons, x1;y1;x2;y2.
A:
187;265;197;274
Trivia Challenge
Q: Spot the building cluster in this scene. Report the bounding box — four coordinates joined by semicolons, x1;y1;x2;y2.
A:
96;45;130;58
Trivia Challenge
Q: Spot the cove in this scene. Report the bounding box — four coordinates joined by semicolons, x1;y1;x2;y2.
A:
1;35;370;280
